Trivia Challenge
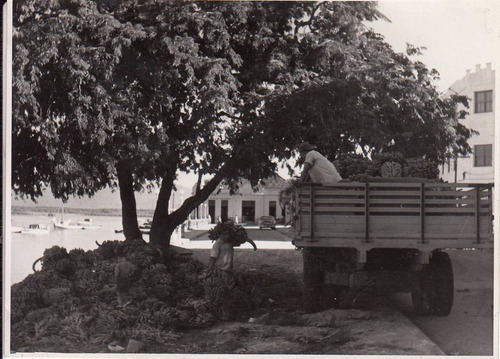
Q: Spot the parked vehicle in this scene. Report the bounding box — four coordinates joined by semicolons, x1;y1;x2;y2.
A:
293;178;494;315
259;215;277;230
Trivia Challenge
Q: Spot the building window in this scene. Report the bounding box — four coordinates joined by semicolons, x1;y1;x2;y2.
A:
221;200;228;221
269;201;277;218
242;201;256;223
208;200;215;223
474;144;492;167
474;90;493;113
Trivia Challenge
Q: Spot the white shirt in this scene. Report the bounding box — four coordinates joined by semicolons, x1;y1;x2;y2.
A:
210;238;234;271
304;150;342;184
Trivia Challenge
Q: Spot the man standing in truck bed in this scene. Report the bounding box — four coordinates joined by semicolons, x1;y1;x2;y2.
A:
298;142;342;184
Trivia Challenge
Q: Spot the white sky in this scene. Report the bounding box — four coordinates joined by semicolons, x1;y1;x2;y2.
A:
371;0;498;92
178;0;499;188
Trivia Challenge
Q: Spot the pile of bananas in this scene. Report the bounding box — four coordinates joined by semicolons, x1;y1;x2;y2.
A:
334;152;439;181
334;153;379;180
402;158;439;179
10;240;251;352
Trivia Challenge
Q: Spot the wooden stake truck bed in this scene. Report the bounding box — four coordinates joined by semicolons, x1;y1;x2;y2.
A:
292;179;494;315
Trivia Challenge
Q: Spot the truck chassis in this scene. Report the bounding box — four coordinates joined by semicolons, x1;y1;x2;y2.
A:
293;179;493;314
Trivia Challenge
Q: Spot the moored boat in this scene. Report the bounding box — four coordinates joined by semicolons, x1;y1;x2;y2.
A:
53;218;84;230
11;226;23;233
20;224;50;235
77;218;102;230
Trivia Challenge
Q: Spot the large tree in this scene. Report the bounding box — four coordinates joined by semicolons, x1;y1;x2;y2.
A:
12;1;473;248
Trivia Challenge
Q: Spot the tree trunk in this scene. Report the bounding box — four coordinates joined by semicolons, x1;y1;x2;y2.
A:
116;161;143;241
149;171;174;248
150;165;228;249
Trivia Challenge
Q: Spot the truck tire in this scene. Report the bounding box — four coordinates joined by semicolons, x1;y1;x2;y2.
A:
412;268;431;315
412;251;454;315
429;251;454;315
302;248;323;313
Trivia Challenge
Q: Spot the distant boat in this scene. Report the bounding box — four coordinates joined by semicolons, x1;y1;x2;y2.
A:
53;204;84;230
11;226;23;233
20;224;50;235
53;218;84;230
139;218;152;230
77;218;102;230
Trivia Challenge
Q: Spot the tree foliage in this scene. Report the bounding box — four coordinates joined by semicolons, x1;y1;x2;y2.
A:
13;1;475;248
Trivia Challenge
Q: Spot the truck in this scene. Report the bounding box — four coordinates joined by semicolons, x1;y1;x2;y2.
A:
292;178;494;315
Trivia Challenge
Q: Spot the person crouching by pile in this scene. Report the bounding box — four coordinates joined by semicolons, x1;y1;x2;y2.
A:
204;220;257;321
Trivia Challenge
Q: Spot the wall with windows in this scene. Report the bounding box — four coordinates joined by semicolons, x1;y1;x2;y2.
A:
204;175;288;225
440;63;495;183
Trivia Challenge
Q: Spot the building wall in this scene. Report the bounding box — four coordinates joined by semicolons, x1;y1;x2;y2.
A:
205;177;287;224
440;63;495;184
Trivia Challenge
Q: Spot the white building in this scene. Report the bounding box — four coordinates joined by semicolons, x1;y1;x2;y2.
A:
440;63;495;183
202;175;288;225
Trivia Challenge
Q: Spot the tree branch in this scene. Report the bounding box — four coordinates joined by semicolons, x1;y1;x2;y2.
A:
295;2;323;38
169;164;229;223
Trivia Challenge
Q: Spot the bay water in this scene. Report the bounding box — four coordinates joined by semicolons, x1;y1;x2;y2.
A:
9;213;130;284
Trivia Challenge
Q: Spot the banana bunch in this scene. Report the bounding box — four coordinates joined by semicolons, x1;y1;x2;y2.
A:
381;161;402;177
208;221;257;250
403;158;439;179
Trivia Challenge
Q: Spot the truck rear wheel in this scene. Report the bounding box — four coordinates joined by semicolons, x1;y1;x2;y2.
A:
302;248;323;313
429;251;454;315
412;251;454;315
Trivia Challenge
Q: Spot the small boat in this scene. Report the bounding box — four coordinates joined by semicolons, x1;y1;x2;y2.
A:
77;218;102;230
53;218;84;230
139;218;152;230
20;224;50;235
11;226;23;233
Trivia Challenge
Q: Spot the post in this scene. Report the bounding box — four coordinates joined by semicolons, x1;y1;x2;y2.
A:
309;185;314;241
365;183;370;242
420;182;426;243
454;155;458;183
475;185;481;243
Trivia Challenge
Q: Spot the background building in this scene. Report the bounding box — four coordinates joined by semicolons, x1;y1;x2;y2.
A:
440;63;495;183
201;175;288;225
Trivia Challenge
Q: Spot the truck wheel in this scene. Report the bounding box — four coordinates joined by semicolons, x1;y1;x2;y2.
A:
412;251;454;316
302;248;323;313
429;251;454;316
412;268;431;315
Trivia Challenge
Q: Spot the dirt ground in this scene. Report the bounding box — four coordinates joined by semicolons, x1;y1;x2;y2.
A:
9;239;444;356
153;247;443;355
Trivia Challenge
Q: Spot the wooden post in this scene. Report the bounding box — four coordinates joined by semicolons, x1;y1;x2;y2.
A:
365;183;370;242
420;182;426;243
295;187;301;238
475;185;481;243
309;185;314;241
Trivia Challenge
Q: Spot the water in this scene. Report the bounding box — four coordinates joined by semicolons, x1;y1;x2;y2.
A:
9;214;131;284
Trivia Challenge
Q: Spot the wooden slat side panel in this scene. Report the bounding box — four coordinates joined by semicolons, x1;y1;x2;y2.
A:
368;183;423;188
368;208;421;213
302;198;366;204
424;216;492;237
296;183;493;242
425;200;477;205
369;198;421;204
369;191;421;196
369;216;420;236
425;208;490;214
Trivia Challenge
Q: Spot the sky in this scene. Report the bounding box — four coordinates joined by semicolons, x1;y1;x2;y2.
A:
371;0;497;92
178;0;499;188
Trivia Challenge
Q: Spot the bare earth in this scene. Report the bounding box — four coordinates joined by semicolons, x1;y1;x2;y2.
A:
174;247;444;355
